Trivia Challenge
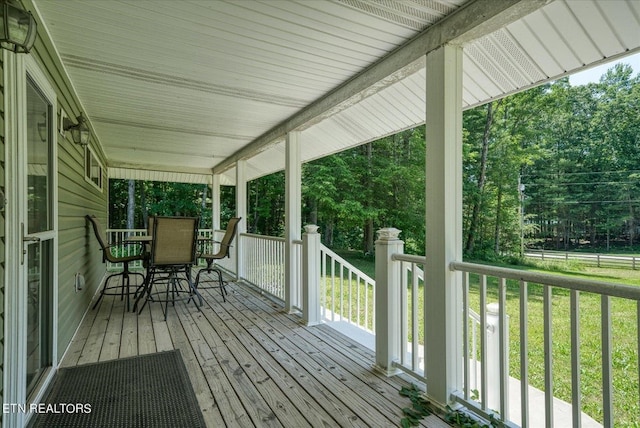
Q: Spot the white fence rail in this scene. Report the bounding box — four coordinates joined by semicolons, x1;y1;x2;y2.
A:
450;261;640;428
526;249;640;270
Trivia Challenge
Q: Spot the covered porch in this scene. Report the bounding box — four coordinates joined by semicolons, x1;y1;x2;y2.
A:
62;272;450;428
2;0;640;427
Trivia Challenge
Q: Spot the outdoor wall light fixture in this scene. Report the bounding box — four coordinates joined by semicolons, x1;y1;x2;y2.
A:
63;113;91;145
0;0;37;53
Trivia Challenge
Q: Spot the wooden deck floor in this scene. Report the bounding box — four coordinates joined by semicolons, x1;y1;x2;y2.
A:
61;272;452;428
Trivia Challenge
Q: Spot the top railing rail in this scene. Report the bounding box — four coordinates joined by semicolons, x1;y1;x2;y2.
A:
451;260;640;300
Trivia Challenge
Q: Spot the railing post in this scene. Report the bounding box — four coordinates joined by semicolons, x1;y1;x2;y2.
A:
374;227;403;376
302;225;321;326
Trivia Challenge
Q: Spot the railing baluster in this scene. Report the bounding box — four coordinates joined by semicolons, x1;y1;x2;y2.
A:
602;295;613;427
339;263;344;320
320;247;326;319
401;262;408;366
480;274;487;410
412;262;419;372
364;273;369;331
371;277;376;333
472;309;478;396
570;290;581;428
348;268;353;324
331;258;336;321
357;275;361;328
520;280;529;428
463;271;470;401
498;277;508;419
544;284;554;428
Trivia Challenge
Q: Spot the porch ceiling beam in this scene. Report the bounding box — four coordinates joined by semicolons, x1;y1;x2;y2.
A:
213;0;551;174
108;162;214;176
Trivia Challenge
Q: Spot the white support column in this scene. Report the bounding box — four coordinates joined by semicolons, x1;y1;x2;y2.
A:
284;131;301;312
374;227;404;376
424;44;464;406
302;225;321;325
235;161;247;281
212;173;221;232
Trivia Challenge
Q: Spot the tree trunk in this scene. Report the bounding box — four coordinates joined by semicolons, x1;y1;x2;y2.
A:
141;183;148;229
308;197;318;225
363;218;374;255
494;184;503;254
324;221;334;247
127;180;135;231
363;142;374;254
465;102;495;253
628;201;635;247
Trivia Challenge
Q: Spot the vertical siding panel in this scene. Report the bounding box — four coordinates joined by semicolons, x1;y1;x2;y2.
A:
56;134;108;358
29;37;109;362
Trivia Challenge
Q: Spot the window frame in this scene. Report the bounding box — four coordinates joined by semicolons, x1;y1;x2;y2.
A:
84;145;104;192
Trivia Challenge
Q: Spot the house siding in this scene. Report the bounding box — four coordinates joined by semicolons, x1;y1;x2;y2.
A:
28;25;109;361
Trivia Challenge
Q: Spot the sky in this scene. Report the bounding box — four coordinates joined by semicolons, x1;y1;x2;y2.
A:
568;51;640;86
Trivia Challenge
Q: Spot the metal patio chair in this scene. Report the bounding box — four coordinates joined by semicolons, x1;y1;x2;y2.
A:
134;216;202;320
194;217;241;302
85;214;146;311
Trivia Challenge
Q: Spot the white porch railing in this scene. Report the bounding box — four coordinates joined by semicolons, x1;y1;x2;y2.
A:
106;228;215;270
237;233;304;311
241;233;286;300
105;228;147;270
449;261;640;428
320;245;375;333
387;253;495;402
104;226;640;426
239;233;374;324
378;230;639;427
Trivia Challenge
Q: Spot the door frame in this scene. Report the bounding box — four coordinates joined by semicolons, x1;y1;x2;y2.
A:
3;51;59;427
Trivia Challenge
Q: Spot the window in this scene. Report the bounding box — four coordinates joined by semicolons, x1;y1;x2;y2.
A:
85;146;103;191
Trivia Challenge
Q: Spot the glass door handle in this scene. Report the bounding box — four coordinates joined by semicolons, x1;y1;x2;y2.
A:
21;223;41;265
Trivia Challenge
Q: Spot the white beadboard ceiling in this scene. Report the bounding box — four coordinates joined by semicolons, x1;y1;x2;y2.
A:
31;0;640;185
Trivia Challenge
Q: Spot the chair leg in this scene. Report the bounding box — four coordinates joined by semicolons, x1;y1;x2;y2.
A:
93;261;145;311
91;275;111;310
193;261;226;303
214;268;226;302
135;270;154;314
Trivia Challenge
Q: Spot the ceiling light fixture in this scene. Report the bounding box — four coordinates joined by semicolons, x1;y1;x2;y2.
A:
0;0;37;53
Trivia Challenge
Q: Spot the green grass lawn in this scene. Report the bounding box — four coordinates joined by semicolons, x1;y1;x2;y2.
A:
327;253;640;426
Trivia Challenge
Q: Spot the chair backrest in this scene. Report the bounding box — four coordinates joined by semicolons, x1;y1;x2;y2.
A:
86;214;112;263
217;217;241;258
150;216;199;266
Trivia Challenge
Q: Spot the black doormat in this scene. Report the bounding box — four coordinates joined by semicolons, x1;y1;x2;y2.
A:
32;350;206;428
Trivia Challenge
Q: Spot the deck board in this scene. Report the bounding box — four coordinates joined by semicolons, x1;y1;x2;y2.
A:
61;271;452;428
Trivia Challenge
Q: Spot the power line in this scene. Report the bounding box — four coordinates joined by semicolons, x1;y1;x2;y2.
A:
524;180;639;187
522;170;640;178
527;200;640;205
